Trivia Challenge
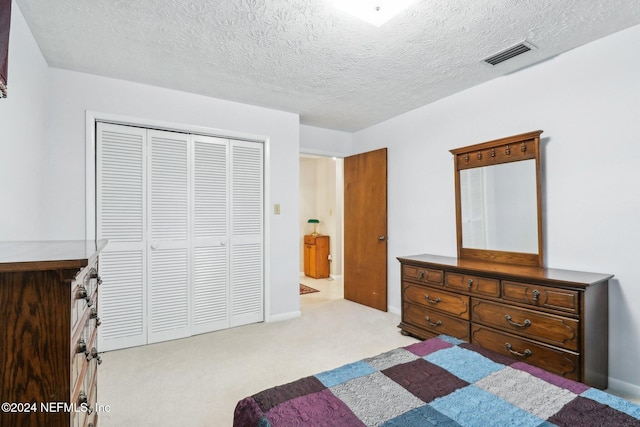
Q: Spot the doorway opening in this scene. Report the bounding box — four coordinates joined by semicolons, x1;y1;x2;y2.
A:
299;154;344;304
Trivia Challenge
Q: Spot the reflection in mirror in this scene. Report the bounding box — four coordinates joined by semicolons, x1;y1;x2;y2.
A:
460;159;537;253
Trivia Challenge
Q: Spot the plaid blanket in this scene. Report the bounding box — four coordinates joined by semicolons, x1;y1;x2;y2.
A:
234;335;640;426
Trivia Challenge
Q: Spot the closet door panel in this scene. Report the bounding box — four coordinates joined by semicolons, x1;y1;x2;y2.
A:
230;140;264;326
147;130;191;344
96;124;265;349
192;136;229;334
97;123;147;351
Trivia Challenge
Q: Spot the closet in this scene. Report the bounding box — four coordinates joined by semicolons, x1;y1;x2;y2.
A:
96;122;263;351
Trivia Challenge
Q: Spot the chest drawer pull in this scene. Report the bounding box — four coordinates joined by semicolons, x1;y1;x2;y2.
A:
532;289;540;302
424;294;442;304
90;308;102;326
424;316;442;327
505;343;532;358
504;314;532;328
86;347;103;364
467;279;473;289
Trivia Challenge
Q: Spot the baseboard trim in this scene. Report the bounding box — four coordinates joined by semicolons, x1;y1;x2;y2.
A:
267;310;302;323
388;305;401;316
607;377;640;399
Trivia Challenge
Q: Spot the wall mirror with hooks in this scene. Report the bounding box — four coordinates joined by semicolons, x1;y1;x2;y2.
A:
450;130;544;267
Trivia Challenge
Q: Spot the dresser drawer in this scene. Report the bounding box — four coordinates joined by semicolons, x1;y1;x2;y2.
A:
471;299;579;351
304;235;318;245
471;325;579;380
403;282;470;319
402;265;443;286
445;272;500;297
403;303;470;340
502;281;579;314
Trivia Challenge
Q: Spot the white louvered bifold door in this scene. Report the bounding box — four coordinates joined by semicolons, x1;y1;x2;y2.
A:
97;123;147;351
192;135;230;335
96;124;264;350
230;140;264;327
147;129;191;344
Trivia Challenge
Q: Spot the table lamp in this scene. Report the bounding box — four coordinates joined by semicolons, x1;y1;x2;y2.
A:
307;218;320;236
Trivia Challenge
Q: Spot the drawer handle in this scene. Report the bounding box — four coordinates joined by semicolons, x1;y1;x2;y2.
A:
424;294;442;304
77;338;87;354
77;286;88;300
77;286;93;306
505;343;532;358
467;278;473;289
504;315;532;328
532;289;541;302
90;308;102;326
424;316;442;327
418;271;425;280
86;347;103;365
90;269;102;285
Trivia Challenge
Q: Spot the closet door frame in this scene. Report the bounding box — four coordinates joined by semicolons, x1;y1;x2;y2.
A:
85;111;272;334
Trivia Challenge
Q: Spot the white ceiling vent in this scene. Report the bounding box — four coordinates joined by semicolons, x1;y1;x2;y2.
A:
483;41;537;66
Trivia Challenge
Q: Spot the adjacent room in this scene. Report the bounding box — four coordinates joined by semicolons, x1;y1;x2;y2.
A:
1;0;640;426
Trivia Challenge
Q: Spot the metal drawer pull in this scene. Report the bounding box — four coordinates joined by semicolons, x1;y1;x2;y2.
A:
77;338;87;354
77;286;89;301
467;279;473;289
504;314;532;328
86;347;103;365
90;269;102;285
532;289;541;302
90;308;102;326
418;271;425;280
424;294;442;304
505;343;532;357
424;316;442;327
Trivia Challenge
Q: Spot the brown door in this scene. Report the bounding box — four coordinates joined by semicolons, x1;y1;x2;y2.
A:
344;148;387;311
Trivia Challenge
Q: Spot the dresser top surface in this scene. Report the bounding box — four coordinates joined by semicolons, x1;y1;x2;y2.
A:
397;253;613;287
0;240;107;272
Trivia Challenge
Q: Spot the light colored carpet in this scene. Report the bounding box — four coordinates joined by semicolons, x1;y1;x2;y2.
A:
97;276;417;426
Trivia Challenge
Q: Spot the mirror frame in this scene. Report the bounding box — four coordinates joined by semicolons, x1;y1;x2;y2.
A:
450;130;544;267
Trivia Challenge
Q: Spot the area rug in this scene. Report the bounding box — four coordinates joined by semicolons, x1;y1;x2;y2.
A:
300;284;319;295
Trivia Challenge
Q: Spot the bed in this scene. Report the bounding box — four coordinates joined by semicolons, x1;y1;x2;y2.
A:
233;335;640;427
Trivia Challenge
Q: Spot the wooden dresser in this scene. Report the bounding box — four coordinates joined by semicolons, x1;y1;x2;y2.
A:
398;254;612;389
0;240;107;427
304;235;330;279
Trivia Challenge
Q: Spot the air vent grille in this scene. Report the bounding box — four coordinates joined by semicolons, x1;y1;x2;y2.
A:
483;41;536;66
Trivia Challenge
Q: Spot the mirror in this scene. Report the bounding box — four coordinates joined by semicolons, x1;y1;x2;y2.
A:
460;160;537;252
451;131;543;267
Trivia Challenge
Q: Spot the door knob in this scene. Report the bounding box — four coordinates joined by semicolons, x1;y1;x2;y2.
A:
378;236;386;241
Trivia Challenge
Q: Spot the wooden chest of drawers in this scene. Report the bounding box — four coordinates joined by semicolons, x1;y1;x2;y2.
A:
398;254;612;389
0;240;106;427
304;235;330;279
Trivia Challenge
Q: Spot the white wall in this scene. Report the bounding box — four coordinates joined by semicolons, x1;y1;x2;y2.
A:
0;1;48;240
300;124;353;157
353;24;640;394
40;68;301;320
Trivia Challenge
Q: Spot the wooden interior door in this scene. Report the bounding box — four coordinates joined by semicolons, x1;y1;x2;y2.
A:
344;148;387;311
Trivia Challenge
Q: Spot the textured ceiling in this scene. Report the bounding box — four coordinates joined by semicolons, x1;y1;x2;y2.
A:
15;0;640;131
